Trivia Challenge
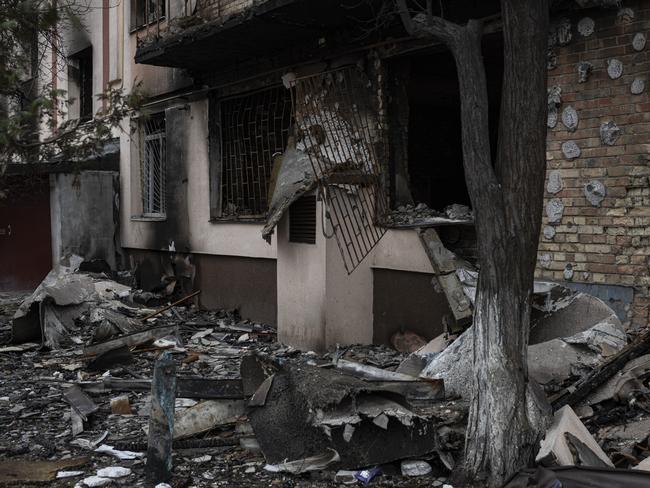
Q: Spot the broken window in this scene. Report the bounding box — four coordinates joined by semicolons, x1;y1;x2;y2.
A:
130;0;165;30
67;47;93;121
386;37;503;214
289;194;316;244
140;113;166;216
209;86;292;221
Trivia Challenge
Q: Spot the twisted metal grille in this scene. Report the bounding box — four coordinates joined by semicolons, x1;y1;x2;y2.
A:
294;67;387;274
219;86;292;219
140;114;166;216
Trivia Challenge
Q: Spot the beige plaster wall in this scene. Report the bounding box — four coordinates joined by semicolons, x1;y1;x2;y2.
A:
276;199;327;351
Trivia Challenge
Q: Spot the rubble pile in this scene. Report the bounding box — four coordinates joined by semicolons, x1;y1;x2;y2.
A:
384;203;473;227
2;260;650;487
0;266;456;487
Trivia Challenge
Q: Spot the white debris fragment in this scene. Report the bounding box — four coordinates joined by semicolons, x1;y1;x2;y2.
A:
154;484;172;488
70;431;108;450
401;460;433;476
94;444;144;460
96;467;132;478
79;475;112;487
56;470;85;478
191;455;212;463
190;328;213;340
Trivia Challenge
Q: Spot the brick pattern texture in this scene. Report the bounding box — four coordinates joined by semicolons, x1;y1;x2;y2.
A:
537;1;650;327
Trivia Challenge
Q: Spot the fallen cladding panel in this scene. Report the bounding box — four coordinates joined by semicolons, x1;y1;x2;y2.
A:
246;362;461;469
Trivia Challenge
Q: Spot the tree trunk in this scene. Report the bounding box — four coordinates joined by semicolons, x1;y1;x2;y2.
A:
464;3;550;486
395;1;550;486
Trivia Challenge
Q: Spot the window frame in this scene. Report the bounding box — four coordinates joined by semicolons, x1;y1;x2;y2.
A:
139;113;167;219
209;84;292;223
130;0;167;32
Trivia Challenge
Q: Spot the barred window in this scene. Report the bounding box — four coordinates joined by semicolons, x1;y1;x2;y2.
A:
140;114;166;216
130;0;165;30
210;86;292;220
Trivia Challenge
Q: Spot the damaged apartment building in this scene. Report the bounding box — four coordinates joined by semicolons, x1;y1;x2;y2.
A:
31;0;649;351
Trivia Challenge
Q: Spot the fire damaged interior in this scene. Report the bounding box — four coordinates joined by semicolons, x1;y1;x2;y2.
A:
387;34;504;212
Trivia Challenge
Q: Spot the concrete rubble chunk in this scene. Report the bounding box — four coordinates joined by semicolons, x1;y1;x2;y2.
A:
536;405;614;467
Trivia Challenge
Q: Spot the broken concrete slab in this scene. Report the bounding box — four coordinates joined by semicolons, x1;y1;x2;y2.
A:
536;405;613;467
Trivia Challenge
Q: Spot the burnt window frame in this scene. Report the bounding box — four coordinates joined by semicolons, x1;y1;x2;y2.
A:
130;0;166;31
67;46;93;121
139;112;167;218
208;85;293;222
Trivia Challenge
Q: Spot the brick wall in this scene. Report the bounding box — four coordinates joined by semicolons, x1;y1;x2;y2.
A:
537;1;650;328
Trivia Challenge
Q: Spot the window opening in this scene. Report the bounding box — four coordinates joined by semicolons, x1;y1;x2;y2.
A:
131;0;166;30
140;113;166;216
215;85;292;220
386;35;503;221
68;47;93;121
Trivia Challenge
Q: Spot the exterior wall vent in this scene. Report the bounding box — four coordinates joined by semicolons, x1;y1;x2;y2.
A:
289;195;316;244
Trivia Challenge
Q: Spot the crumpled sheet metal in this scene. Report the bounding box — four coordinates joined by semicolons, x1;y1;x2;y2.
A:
11;256;134;349
420;285;627;397
262;147;317;242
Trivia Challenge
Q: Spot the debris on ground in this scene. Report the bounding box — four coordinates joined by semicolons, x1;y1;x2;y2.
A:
384;203;473;227
3;261;650;486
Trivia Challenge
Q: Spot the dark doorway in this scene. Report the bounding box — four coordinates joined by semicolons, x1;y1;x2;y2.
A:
0;176;52;290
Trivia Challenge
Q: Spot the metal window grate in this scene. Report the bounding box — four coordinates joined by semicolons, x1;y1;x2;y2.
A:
219;86;292;219
289;195;317;244
294;67;388;274
140;114;166;216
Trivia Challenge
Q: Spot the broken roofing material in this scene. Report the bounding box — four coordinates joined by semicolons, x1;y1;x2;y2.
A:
262;145;317;242
242;355;461;470
11;255;138;349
